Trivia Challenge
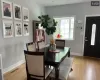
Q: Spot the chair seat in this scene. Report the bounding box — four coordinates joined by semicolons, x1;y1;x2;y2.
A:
50;58;73;80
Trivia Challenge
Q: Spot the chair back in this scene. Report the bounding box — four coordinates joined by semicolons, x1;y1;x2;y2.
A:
26;42;36;51
24;50;45;79
37;41;45;50
55;40;65;48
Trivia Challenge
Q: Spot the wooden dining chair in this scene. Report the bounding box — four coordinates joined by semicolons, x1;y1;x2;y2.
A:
26;42;36;51
55;39;65;48
37;41;46;50
50;57;73;80
24;50;53;80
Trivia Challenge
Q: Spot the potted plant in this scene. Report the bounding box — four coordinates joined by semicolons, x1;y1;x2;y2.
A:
38;15;57;34
38;15;57;50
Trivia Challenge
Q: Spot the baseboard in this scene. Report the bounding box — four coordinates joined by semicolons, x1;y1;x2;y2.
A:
71;52;83;56
3;60;25;74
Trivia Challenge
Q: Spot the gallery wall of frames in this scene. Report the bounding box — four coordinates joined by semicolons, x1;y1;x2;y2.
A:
1;0;30;38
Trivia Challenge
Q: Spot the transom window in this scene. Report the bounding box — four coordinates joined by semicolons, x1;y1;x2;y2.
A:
54;17;75;40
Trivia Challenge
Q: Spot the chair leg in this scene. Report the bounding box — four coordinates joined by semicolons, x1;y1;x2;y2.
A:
27;75;31;80
27;77;30;80
70;68;73;72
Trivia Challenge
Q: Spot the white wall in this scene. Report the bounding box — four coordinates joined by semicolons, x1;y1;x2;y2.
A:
45;2;100;56
0;0;45;72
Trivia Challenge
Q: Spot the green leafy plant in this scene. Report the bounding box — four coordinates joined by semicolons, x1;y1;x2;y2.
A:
38;15;57;35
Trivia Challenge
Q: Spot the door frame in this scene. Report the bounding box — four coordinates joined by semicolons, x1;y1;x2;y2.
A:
83;14;100;56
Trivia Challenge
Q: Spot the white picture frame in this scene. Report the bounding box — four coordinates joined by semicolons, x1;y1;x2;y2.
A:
3;20;13;38
1;0;13;19
13;4;22;20
23;7;29;21
23;22;29;36
14;21;22;37
0;54;4;80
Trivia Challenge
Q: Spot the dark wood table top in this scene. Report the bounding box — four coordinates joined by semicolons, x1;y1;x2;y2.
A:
39;47;70;67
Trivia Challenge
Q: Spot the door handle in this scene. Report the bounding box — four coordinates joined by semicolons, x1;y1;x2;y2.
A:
85;40;88;41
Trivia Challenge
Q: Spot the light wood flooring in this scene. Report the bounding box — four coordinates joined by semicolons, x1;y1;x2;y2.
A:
4;56;100;80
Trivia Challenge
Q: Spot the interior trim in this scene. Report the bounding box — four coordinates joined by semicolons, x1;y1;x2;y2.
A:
3;60;25;74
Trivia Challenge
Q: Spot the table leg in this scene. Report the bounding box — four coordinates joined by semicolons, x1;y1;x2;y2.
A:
55;67;59;80
68;49;73;72
70;68;73;72
68;50;70;57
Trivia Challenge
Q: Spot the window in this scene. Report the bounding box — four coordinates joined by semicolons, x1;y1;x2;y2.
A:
54;17;75;40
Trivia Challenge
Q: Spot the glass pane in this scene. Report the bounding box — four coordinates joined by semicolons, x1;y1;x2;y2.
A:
91;24;96;45
61;19;69;29
65;29;69;33
71;17;74;24
70;29;74;39
60;30;65;34
71;17;74;28
64;33;69;39
71;23;74;28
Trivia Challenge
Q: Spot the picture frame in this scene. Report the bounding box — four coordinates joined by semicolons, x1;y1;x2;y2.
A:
35;29;45;42
0;54;4;80
13;4;22;20
23;22;29;36
3;20;13;38
1;0;13;19
23;7;29;21
14;21;22;37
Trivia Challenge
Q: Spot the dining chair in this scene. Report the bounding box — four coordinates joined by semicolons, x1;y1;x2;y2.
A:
50;57;73;80
24;50;53;80
26;42;36;51
55;39;65;48
37;41;46;50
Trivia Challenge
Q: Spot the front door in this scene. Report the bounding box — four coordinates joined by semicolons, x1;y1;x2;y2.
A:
84;16;100;58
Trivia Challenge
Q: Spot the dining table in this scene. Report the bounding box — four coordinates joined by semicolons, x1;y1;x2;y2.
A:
38;46;71;80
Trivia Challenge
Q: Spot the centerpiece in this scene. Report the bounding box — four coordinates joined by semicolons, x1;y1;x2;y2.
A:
38;15;57;51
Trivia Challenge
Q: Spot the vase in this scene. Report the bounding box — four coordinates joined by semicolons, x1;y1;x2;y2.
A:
48;35;54;43
48;35;56;51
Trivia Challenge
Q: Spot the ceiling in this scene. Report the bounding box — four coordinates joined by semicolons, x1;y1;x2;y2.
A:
34;0;98;6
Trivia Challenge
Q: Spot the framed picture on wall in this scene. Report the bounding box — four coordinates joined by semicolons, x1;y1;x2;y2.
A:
23;22;29;36
13;4;22;20
1;0;13;19
14;21;22;37
0;54;4;80
3;20;13;38
35;29;45;42
23;7;29;21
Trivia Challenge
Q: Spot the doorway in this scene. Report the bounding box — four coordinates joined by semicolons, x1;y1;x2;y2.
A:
84;16;100;58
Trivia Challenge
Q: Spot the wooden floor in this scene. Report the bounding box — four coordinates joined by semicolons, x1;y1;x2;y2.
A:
4;56;100;80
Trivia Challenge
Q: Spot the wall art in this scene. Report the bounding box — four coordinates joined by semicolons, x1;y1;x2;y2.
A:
3;20;13;38
23;22;29;36
1;0;12;19
13;4;22;20
23;7;29;21
15;21;22;37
